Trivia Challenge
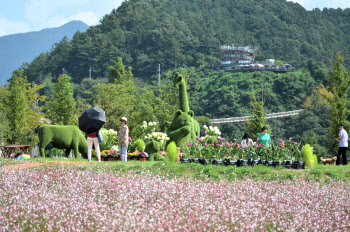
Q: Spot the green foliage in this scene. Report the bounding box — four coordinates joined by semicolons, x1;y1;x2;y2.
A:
166;141;178;163
99;128;118;150
247;92;269;140
108;57;126;83
319;55;350;147
0;70;46;144
136;139;145;152
302;144;316;167
45;74;77;125
22;0;350;84
38;125;88;158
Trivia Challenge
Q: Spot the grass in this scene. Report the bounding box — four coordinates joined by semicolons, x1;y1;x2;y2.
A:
1;157;350;182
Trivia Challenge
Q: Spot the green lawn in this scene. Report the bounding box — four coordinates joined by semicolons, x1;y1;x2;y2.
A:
1;157;350;182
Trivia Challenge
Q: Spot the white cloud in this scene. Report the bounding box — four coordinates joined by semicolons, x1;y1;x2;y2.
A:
287;0;305;5
0;17;30;36
287;0;350;10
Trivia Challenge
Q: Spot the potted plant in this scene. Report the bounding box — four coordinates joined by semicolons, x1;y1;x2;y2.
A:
100;152;107;161
138;152;148;161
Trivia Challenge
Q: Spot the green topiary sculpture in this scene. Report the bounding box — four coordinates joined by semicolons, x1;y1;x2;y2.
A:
166;73;200;146
166;110;193;146
39;125;88;158
145;139;166;161
302;144;315;167
166;141;178;163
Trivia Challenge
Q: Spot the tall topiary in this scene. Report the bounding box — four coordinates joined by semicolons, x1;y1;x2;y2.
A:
166;141;177;162
302;144;315;167
167;73;200;147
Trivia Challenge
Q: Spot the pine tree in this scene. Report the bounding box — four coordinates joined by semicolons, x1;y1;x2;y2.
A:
319;54;350;147
0;70;46;144
247;92;269;141
45;74;76;125
108;57;125;83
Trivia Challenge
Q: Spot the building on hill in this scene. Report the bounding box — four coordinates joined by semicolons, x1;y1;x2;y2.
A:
215;44;293;73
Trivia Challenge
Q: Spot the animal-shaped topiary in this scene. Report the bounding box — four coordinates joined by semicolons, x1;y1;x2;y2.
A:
39;125;88;158
167;73;200;146
145;139;166;161
166;110;194;147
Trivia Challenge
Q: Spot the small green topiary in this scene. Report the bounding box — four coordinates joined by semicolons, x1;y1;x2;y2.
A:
136;139;145;152
302;144;315;167
166;141;177;163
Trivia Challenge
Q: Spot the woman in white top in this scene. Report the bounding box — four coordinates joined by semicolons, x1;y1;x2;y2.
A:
241;132;254;147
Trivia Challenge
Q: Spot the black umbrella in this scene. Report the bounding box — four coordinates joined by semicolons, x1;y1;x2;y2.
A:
79;106;106;134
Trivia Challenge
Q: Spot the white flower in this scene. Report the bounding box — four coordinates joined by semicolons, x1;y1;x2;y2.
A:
153;121;157;126
143;121;147;125
203;125;208;130
209;126;213;131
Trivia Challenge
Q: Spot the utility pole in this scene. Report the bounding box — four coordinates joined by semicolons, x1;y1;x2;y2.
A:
158;64;160;86
88;67;92;79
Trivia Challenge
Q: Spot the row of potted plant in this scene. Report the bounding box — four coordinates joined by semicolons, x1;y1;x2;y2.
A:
180;157;305;169
181;136;302;161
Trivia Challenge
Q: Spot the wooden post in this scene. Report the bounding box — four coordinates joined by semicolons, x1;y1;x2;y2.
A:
176;147;181;163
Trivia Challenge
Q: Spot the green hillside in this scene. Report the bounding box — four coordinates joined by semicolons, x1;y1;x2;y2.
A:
23;0;350;83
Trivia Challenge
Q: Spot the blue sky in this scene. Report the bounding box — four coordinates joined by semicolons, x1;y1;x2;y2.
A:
0;0;349;36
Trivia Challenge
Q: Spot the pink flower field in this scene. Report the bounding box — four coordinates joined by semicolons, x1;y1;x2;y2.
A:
0;166;350;231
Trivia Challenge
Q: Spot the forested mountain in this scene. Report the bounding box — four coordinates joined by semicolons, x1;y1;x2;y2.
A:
0;20;89;86
22;0;350;83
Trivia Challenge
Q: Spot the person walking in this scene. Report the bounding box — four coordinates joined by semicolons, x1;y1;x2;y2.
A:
257;126;271;147
87;131;101;162
118;117;129;162
241;132;254;147
334;123;348;165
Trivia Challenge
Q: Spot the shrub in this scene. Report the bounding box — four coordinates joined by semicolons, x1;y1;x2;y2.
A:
166;141;178;163
302;144;315;167
136;139;145;152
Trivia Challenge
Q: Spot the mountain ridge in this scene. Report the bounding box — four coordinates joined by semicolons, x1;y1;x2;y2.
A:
0;20;89;86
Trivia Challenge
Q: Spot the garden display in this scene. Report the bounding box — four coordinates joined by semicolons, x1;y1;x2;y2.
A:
38;125;88;158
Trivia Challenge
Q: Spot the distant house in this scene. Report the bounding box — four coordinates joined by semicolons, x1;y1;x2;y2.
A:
215;44;293;73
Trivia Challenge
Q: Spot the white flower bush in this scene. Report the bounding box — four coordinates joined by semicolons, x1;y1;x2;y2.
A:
100;128;118;150
145;132;170;144
203;125;221;139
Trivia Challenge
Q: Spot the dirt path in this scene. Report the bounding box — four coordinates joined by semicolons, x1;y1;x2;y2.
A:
2;161;90;170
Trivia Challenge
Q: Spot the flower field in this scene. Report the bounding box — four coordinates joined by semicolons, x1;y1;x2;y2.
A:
1;164;350;231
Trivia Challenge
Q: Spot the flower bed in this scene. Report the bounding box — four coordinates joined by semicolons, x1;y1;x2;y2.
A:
1;166;349;231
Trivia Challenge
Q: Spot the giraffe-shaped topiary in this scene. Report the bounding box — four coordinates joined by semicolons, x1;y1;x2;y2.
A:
166;73;200;146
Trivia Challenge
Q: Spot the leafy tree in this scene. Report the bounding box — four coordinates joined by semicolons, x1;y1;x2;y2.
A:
108;57;126;83
0;70;46;144
247;92;269;141
317;54;350;147
45;74;77;125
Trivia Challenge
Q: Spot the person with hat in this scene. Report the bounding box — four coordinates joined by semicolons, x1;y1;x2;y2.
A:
118;117;129;162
